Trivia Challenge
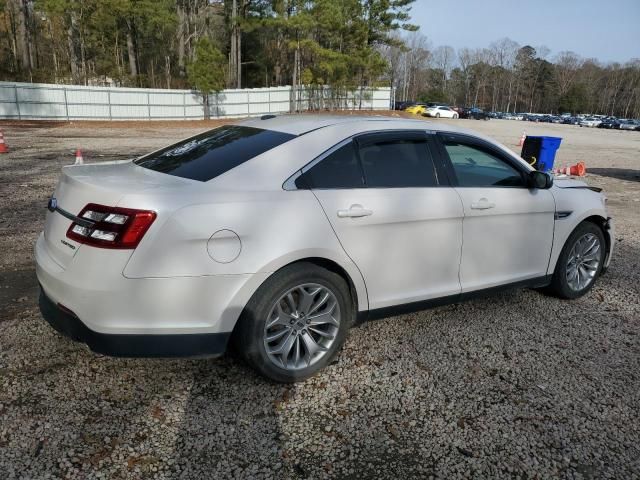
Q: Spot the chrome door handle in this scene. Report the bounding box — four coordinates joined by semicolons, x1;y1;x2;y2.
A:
470;198;496;210
337;205;373;218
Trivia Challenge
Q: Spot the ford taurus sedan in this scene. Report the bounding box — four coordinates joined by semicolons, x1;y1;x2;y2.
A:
36;115;614;382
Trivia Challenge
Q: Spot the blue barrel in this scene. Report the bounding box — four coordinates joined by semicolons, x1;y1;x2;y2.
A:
521;136;562;172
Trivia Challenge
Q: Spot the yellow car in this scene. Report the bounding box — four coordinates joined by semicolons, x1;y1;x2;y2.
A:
404;103;428;115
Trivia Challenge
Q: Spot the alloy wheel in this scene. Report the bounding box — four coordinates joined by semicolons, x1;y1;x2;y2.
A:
263;283;341;371
566;233;601;291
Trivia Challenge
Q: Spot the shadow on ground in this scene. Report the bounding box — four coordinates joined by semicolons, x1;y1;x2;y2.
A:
588;167;640;182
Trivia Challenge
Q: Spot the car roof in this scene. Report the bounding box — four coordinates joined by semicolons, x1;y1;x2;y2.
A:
239;114;471;136
218;114;533;190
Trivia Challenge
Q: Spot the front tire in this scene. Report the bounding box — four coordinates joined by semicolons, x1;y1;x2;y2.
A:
453;113;459;119
435;113;440;118
235;262;352;383
548;222;605;299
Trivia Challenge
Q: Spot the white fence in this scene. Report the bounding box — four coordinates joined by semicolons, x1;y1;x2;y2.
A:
0;82;392;121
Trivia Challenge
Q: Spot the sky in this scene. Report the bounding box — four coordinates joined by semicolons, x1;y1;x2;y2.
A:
410;0;640;63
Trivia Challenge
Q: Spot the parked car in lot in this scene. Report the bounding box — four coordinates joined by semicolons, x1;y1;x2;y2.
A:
580;117;603;128
619;120;640;131
394;101;415;111
598;118;621;129
461;107;490;120
37;116;614;382
562;116;580;125
404;103;429;115
424;105;458;118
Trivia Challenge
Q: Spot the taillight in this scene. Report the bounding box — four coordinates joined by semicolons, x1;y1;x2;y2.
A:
66;203;156;249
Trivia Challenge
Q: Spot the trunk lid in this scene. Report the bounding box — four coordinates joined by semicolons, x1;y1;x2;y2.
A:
44;160;192;269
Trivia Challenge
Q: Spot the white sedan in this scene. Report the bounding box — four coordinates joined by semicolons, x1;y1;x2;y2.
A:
36;116;613;382
580;117;602;127
619;120;639;131
424;105;459;118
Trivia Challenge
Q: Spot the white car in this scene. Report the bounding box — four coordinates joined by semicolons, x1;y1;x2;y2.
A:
619;120;639;131
424;105;458;118
36;116;614;382
580;117;602;128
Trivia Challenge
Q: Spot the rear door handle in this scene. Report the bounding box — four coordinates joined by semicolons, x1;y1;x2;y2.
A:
470;198;496;210
337;204;373;218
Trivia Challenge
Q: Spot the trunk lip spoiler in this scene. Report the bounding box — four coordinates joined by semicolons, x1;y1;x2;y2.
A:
47;197;95;229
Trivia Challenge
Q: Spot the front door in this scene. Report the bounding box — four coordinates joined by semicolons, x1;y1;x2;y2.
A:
437;133;555;292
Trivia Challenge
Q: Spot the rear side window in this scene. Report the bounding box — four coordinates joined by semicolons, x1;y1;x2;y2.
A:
135;125;295;182
296;141;364;189
358;136;438;188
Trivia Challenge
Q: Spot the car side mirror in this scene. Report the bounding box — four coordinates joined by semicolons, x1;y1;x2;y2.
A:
529;170;553;189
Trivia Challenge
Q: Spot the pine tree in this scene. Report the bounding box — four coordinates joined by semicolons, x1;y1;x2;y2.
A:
187;37;225;118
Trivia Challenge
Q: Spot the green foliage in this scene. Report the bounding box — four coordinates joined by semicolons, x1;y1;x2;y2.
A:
7;1;639;117
186;37;226;118
5;0;418;97
558;84;587;114
418;88;447;103
187;38;226;94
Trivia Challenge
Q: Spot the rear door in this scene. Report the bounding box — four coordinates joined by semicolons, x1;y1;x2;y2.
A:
297;131;463;310
436;133;555;292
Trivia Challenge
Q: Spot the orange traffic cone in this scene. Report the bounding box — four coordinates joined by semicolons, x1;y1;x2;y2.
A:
74;148;84;165
517;131;526;147
0;129;8;153
569;161;586;176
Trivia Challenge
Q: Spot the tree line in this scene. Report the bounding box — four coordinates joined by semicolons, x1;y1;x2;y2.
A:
385;34;640;118
1;1;639;118
0;1;415;94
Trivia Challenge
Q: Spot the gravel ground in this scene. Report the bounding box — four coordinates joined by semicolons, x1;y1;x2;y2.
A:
0;115;639;479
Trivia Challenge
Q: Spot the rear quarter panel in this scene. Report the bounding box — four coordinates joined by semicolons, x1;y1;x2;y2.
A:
121;189;369;311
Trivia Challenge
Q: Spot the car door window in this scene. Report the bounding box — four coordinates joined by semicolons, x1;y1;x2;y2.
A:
358;135;438;188
296;141;364;189
442;140;525;187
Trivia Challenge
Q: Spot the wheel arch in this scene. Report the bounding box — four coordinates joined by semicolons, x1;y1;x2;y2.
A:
273;257;362;325
582;214;613;269
220;253;368;334
547;212;611;275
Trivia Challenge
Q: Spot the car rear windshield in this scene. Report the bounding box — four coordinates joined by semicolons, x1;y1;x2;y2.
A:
134;125;296;181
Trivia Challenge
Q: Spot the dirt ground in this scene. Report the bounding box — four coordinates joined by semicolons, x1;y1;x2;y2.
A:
0;114;639;479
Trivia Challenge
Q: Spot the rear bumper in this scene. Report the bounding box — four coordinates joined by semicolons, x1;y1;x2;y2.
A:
34;231;272;357
39;288;230;358
35;232;268;336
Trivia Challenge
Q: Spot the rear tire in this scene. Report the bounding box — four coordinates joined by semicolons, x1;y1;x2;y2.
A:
234;262;352;383
548;222;605;299
435;113;440;118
